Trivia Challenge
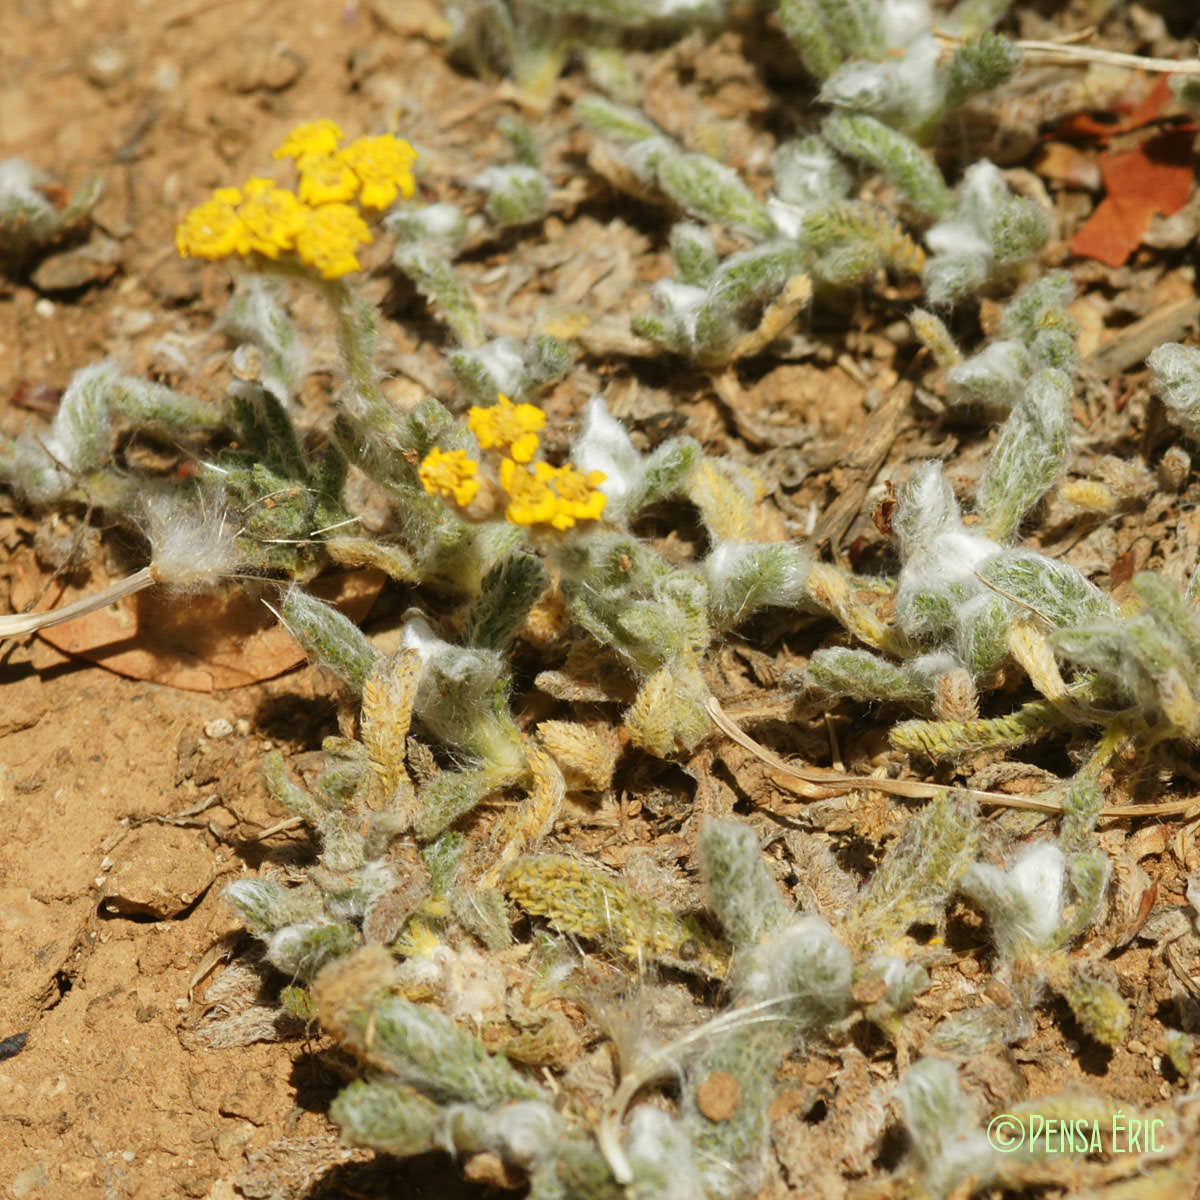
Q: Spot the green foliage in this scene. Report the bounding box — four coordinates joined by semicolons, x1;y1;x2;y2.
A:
279;588;381;693
479;163;550;227
778;0;883;81
924;163;1051;306
393;242;485;347
941;32;1023;111
332;1081;442;1156
898;1059;997;1199
1149;342;1200;441
561;532;710;676
845;794;980;949
463;552;548;651
219;278;305;404
804;646;946;707
975;368;1072;541
1054;572;1200;738
824;113;953;218
669;222;718;286
704;541;813;629
0;157;101;266
12;9;1199;1194
332;987;546;1105
658;153;773;237
699;819;790;947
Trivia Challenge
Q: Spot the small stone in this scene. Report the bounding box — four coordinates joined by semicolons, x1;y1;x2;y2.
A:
366;0;451;38
224;43;305;93
151;60;180;92
204;717;234;740
106;306;156;336
100;824;215;919
31;236;122;293
214;1120;254;1162
12;1163;50;1197
146;258;203;306
34;298;55;318
696;1070;741;1122
984;978;1014;1008
462;1152;521;1189
85;42;130;88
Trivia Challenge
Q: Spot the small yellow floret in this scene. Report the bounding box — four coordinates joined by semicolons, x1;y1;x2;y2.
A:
469;394;546;464
293;203;372;279
297;155;360;207
419;446;481;507
500;457;558;527
175;187;248;260
339;135;418;209
273;119;344;165
236;177;308;258
547;463;607;530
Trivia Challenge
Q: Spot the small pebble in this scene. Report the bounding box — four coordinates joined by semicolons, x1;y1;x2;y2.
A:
204;717;234;739
151;60;180;91
34;298;55;318
85;42;129;88
696;1071;741;1122
11;1163;49;1197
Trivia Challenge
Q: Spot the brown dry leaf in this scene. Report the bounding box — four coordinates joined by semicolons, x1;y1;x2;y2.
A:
9;554;384;691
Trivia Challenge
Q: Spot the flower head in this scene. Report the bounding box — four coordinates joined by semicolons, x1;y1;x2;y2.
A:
293;203;372;279
500;458;558;527
273;119;344;166
498;458;607;530
177;122;414;279
296;155;360;207
546;463;607;529
419;447;480;507
175;187;248;260
236;178;308;258
468;394;546;463
339;135;418;209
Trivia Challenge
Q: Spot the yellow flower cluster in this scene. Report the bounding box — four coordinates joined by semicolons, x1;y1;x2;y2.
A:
175;120;417;279
499;457;607;531
418;396;607;532
467;393;545;463
418;447;480;507
274;120;418;211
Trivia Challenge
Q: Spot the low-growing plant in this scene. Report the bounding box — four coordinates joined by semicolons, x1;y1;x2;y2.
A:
4;1;1200;1193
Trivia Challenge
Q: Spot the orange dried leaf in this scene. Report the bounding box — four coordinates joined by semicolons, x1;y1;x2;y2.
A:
1069;128;1196;268
1055;74;1173;143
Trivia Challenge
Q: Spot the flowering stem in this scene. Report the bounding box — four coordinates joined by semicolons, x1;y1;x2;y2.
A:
255;262;396;445
320;276;396;438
